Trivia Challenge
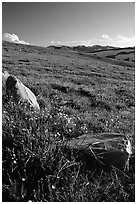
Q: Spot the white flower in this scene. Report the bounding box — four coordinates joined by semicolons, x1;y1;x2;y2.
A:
13;160;17;164
51;185;56;190
22;178;26;181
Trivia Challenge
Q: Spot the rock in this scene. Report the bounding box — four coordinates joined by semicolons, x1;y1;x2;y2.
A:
5;72;40;111
2;71;10;86
65;133;132;171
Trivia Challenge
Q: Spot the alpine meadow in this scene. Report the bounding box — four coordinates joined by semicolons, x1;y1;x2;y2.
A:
2;40;135;202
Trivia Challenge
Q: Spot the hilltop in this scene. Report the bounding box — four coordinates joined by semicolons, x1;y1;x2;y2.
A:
47;43;135;67
2;40;135;137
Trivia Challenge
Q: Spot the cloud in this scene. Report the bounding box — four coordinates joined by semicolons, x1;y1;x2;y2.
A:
111;35;135;47
50;40;94;47
50;41;55;44
3;33;29;45
48;34;135;48
117;35;135;44
102;34;112;42
49;35;113;47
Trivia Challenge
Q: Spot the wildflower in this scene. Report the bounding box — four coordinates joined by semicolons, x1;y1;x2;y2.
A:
13;160;17;164
12;153;16;157
22;178;26;182
51;185;56;190
86;182;90;186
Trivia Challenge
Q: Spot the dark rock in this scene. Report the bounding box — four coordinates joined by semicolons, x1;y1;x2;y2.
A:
64;133;132;171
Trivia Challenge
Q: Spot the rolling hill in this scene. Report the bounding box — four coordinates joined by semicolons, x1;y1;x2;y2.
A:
2;40;135;202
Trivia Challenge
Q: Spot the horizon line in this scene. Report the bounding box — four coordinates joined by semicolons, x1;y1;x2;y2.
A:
2;40;135;49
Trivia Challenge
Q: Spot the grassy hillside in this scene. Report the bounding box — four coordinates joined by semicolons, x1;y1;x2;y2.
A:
73;45;135;67
2;41;135;201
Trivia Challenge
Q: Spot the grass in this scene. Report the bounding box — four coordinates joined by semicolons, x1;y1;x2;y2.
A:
2;95;135;202
2;41;135;201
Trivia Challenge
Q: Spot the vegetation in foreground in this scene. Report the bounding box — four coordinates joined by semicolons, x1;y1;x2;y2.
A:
2;41;135;201
2;93;135;202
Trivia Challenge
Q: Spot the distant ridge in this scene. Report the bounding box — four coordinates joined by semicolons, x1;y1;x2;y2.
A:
47;45;71;50
3;40;134;53
47;44;134;53
72;45;120;53
47;44;118;51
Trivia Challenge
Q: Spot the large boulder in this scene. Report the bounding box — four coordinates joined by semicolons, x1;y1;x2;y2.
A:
5;73;40;111
2;71;10;87
64;133;132;171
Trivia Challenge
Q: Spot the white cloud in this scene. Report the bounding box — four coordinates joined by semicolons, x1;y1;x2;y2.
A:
102;34;112;42
117;35;135;44
48;34;135;48
49;35;113;47
3;33;29;45
116;35;135;47
50;41;55;44
57;41;61;44
51;40;94;47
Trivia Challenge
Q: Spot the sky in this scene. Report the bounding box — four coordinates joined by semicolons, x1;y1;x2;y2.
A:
2;2;135;47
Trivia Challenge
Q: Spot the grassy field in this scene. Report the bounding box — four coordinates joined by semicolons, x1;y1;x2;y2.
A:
2;41;135;201
73;45;135;68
